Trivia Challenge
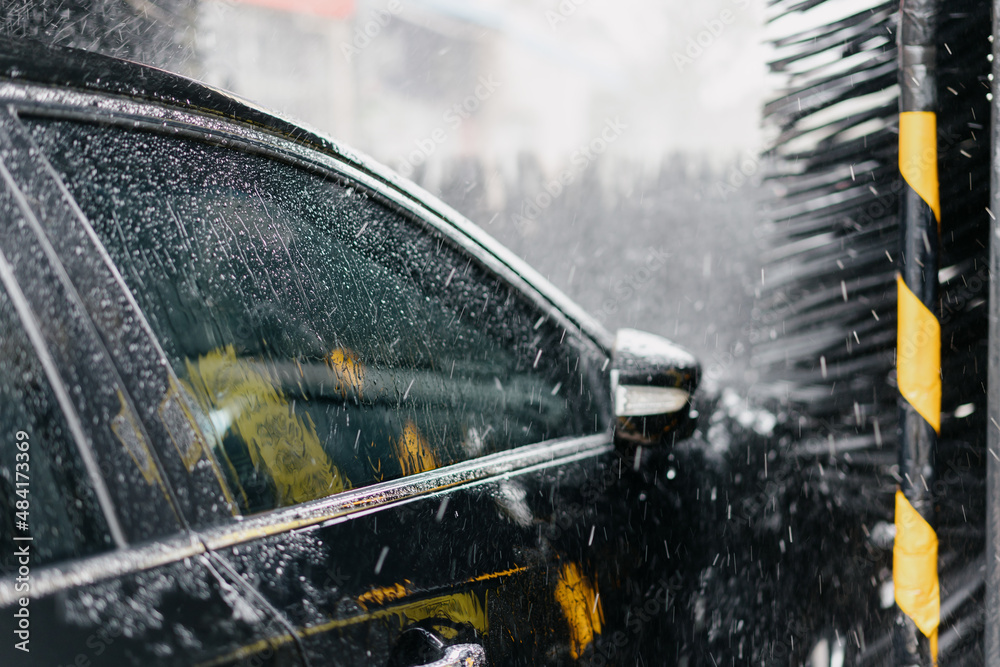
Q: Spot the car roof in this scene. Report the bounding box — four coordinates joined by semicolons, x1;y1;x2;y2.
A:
0;37;340;150
0;36;614;352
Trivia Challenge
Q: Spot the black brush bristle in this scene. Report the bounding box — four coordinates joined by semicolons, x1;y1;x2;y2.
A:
759;1;990;663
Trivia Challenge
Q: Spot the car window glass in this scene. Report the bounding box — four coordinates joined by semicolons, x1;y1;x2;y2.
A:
29;119;607;515
0;278;113;573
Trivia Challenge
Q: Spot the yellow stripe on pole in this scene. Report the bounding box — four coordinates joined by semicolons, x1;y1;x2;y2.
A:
897;274;941;433
894;489;940;660
899;111;941;225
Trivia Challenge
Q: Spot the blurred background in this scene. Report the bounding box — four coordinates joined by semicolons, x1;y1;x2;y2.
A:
192;0;771;395
2;0;771;392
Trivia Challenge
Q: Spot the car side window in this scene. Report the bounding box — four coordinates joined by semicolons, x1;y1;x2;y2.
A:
29;119;607;515
0;278;113;573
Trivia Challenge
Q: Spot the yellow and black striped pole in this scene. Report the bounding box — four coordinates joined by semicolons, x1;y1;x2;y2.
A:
894;1;941;665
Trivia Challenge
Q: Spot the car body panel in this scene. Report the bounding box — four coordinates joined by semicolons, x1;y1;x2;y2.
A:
0;551;305;667
211;441;616;665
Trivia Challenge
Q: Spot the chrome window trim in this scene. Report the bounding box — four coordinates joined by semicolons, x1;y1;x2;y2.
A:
0;432;613;606
198;432;614;551
0;532;204;607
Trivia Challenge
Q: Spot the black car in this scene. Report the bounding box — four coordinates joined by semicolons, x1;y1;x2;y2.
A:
0;38;698;667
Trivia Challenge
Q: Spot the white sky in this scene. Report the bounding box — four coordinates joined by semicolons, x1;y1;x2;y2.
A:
404;0;772;163
200;0;771;166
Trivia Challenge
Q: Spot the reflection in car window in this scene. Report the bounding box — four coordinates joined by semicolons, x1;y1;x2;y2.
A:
30;119;608;514
0;280;113;572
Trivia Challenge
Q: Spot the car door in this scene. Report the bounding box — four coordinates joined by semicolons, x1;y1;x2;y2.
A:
0;106;307;667
20;97;682;666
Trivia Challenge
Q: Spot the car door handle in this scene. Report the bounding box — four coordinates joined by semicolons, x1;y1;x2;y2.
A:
413;643;486;667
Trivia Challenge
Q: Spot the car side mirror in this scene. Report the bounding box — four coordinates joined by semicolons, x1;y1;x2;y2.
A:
610;328;700;446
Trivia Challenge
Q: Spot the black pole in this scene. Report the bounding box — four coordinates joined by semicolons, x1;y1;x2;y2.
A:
985;1;1000;662
894;0;941;664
